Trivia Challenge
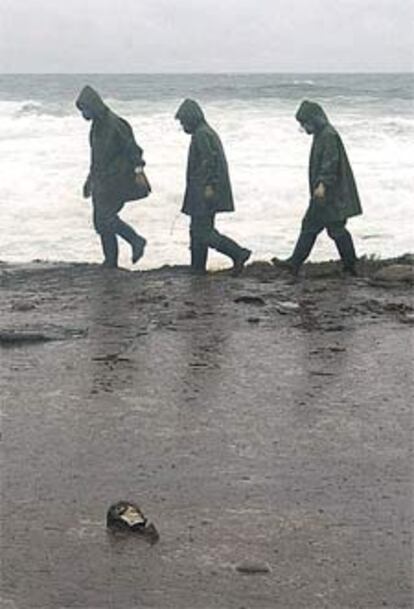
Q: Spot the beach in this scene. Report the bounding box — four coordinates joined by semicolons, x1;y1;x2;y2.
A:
1;257;413;609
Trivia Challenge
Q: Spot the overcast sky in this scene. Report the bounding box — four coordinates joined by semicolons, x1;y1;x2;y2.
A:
0;0;413;73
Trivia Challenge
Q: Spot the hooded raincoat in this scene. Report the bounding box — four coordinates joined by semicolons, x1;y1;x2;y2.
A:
76;86;146;215
296;101;362;223
175;99;234;216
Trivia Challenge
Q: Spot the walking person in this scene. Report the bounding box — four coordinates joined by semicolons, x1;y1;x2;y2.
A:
76;86;150;268
274;100;362;276
175;99;251;275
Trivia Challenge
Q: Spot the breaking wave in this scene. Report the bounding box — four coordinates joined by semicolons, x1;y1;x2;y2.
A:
0;73;413;266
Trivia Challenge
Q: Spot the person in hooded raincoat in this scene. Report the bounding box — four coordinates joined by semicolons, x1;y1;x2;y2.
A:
175;99;251;275
275;100;362;275
76;86;149;268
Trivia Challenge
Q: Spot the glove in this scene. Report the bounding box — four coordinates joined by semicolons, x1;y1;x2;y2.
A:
83;176;92;199
204;185;215;199
313;182;326;201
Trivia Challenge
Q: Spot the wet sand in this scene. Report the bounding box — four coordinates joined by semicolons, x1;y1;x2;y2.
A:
0;257;413;609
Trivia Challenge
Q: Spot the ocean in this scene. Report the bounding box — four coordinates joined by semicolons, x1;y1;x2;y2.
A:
0;73;413;269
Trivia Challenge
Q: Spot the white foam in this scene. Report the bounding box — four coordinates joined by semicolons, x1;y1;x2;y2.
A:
0;100;413;267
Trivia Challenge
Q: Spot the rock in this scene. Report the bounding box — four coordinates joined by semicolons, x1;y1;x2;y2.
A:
236;561;271;575
310;371;335;377
0;326;87;346
323;324;345;332
372;265;414;284
274;300;300;314
106;501;159;544
234;295;266;306
107;501;147;529
0;330;53;345
383;302;413;314
92;353;131;363
11;301;37;312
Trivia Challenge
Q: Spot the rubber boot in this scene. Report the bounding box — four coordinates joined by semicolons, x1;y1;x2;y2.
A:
288;231;318;273
114;218;146;264
190;243;208;275
100;233;119;268
334;231;357;275
213;235;251;276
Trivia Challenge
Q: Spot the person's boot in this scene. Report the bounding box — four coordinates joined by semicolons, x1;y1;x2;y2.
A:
213;235;251;276
334;232;358;276
115;219;146;264
271;257;300;276
285;231;318;273
190;244;208;275
100;233;119;268
232;248;252;277
131;239;147;264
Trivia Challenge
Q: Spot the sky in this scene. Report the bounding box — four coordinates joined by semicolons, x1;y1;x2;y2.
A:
0;0;413;73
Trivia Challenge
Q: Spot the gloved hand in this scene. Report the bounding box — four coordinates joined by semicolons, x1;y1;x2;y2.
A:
135;173;147;187
83;176;92;199
204;185;215;199
135;166;151;192
313;182;326;201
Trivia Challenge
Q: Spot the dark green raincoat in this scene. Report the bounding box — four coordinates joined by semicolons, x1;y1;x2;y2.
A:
76;86;145;212
175;99;234;216
296;100;362;223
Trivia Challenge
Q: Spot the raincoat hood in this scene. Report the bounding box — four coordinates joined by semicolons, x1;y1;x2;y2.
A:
76;86;108;119
175;99;205;133
295;100;329;130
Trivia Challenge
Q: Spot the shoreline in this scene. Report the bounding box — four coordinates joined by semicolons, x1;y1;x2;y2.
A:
1;251;413;273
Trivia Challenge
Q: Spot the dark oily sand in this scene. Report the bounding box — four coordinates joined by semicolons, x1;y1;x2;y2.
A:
0;258;413;609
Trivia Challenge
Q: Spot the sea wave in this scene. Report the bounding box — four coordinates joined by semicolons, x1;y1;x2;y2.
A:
17;101;73;117
0;99;74;118
0;74;413;265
